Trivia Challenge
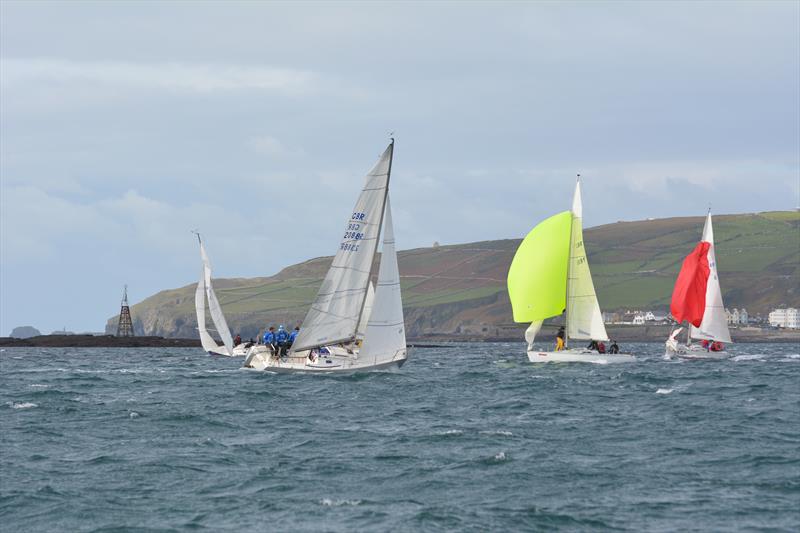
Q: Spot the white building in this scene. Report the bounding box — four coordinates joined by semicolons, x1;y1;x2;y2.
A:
633;314;646;325
768;308;800;329
738;308;748;325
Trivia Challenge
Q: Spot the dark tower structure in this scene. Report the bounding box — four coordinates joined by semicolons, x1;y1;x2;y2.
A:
116;285;135;337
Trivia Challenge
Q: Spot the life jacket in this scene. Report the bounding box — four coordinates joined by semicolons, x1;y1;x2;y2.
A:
264;331;276;344
597;342;606;354
276;330;289;343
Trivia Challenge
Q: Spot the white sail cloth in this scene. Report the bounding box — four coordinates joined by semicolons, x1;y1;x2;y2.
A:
360;197;406;364
525;320;543;350
195;240;235;355
566;181;609;341
690;213;732;343
291;143;393;352
195;269;220;353
356;282;375;339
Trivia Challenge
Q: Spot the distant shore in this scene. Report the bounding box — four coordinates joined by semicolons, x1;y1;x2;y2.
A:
0;335;199;348
1;326;798;348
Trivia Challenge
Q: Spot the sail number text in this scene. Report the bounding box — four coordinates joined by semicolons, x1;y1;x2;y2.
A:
340;212;368;251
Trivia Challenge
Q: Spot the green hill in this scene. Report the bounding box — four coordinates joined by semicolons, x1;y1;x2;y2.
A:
108;211;800;339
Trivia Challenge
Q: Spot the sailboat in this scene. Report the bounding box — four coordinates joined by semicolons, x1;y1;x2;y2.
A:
244;140;408;373
193;233;247;357
507;178;635;364
665;211;731;360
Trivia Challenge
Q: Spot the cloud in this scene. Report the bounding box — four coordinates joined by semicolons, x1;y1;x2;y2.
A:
0;58;316;93
247;135;305;158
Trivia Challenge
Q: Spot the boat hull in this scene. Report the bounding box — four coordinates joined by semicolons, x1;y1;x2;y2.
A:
527;349;635;364
207;344;249;357
664;341;729;360
244;345;408;374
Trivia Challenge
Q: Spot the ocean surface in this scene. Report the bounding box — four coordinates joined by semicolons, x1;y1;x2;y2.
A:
1;343;798;532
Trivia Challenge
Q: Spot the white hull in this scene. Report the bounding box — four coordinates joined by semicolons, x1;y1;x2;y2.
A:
244;345;408;374
665;342;729;360
207;344;250;357
527;348;635;364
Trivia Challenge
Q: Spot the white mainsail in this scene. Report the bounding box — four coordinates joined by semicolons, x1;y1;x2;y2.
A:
291;142;393;352
690;213;732;343
195;237;235;355
566;181;608;342
360;196;406;365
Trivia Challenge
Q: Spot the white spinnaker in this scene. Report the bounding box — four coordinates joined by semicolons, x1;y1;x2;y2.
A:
195;267;220;353
356;282;375;339
566;181;609;341
200;241;234;355
525;320;543;350
360;197;406;365
690;213;732;343
291;143;393;352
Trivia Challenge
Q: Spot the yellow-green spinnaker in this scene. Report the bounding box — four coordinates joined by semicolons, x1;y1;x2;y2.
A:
506;210;572;323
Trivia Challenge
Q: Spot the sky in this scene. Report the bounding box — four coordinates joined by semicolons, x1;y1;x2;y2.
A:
1;1;798;335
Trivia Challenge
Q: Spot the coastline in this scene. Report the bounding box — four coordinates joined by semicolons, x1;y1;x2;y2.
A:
2;326;798;348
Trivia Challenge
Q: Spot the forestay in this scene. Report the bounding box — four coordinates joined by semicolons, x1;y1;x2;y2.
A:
291;143;393;352
566;182;608;341
690;213;732;343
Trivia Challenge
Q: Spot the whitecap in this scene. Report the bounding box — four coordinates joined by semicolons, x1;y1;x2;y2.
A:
656;388;673;395
129;411;141;418
29;384;49;388
480;430;513;436
732;354;765;362
320;498;361;506
11;402;37;409
493;451;507;461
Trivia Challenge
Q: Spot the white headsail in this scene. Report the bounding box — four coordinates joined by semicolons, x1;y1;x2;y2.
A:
566;181;608;341
690;213;732;343
356;281;375;339
195;266;221;353
290;142;393;352
195;237;235;355
360;196;406;365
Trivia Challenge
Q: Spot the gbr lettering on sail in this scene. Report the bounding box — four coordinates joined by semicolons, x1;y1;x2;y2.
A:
340;212;366;252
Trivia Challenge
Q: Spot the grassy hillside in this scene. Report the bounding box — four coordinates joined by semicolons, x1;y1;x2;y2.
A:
109;211;800;339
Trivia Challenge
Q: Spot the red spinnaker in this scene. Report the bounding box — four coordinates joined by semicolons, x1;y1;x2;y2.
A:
670;241;711;327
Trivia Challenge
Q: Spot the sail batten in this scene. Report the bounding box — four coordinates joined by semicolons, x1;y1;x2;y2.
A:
290;143;393;353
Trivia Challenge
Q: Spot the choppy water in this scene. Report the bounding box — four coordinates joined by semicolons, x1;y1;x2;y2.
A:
1;343;799;532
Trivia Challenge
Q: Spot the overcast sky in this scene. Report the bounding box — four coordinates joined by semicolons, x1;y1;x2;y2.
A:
1;1;798;334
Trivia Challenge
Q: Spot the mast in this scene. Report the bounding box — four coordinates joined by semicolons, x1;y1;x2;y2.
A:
564;174;579;349
353;138;394;342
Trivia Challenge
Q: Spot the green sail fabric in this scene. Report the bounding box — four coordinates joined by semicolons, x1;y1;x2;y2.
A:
507;211;572;322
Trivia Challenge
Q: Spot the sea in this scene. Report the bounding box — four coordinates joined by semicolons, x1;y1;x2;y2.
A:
1;343;798;532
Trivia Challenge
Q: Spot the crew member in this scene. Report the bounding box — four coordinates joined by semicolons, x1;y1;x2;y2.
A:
288;326;300;349
609;340;619;354
234;333;242;346
276;325;290;357
555;326;565;351
263;326;277;354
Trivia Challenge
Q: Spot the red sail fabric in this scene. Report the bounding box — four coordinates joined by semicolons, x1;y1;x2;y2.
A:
670;241;711;327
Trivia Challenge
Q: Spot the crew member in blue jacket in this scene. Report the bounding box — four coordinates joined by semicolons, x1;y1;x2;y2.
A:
276;325;290;357
288;326;300;349
263;326;277;354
